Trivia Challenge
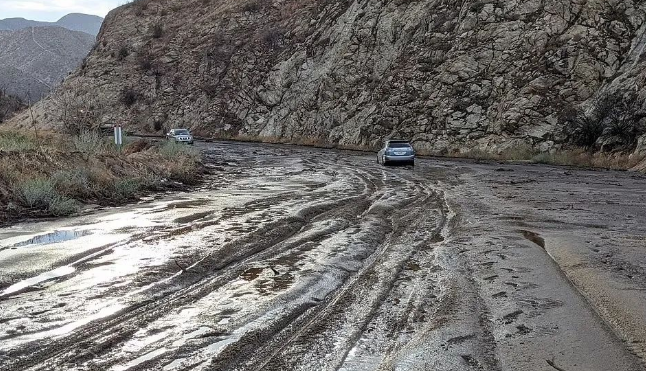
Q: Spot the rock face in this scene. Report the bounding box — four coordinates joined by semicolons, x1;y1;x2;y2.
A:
0;27;96;101
0;14;104;36
11;0;646;154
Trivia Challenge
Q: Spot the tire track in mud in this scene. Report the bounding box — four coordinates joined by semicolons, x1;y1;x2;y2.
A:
1;156;391;371
2;148;457;371
99;165;416;371
198;169;452;371
4;144;645;371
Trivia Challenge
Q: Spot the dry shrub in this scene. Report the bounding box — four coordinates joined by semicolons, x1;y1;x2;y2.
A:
73;130;106;155
52;169;92;198
243;0;262;12
561;93;646;150
117;45;130;60
0;131;39;151
121;87;138;106
0;130;202;222
532;150;645;170
131;0;151;16
151;23;164;39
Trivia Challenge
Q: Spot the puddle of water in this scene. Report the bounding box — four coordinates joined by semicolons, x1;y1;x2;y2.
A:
52;303;125;337
6;230;93;249
204;336;238;356
406;261;421;271
163;358;187;371
240;267;264;281
217;318;230;325
338;339;383;371
255;272;295;296
0;266;76;297
173;211;213;224
148;199;211;214
168;200;210;209
122;329;173;354
112;347;169;371
0;303;126;351
185;326;216;339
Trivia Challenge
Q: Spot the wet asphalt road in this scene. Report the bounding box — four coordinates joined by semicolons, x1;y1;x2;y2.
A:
0;141;645;371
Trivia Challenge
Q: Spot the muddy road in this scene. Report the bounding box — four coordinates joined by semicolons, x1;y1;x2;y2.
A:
1;142;645;371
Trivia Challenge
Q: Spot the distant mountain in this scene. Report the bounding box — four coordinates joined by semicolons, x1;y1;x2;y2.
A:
54;14;104;36
0;27;95;101
0;18;45;31
0;13;103;36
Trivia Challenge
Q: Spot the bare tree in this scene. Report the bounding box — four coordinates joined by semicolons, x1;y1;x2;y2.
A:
52;80;106;134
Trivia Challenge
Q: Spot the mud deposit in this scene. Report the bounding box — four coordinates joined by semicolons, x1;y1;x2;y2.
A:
1;142;645;371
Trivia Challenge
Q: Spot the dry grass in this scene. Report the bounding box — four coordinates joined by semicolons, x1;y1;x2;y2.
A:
532;150;645;170
0;130;201;222
447;143;644;171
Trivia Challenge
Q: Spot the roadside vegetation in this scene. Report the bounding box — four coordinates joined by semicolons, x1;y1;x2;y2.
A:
0;130;201;223
217;131;646;172
451;144;645;171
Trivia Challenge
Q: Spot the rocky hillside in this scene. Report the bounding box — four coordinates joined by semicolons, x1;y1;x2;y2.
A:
10;0;646;156
0;27;95;101
0;14;104;36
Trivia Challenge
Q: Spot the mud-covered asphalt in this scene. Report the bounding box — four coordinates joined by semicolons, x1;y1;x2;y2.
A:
1;142;645;371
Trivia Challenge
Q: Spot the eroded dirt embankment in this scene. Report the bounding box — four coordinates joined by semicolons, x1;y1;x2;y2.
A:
0;142;644;371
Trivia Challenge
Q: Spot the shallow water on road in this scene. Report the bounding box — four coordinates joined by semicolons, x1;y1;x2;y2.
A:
1;142;645;371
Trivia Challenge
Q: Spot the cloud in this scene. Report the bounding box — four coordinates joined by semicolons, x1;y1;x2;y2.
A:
0;0;124;20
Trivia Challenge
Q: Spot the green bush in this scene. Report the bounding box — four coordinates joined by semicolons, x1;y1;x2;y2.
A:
52;169;92;197
113;178;142;199
562;93;646;149
158;141;199;160
0;132;38;151
48;196;80;216
73;130;105;155
16;178;79;215
17;178;57;208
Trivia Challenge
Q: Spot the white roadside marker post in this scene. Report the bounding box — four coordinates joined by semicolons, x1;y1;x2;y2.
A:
114;124;123;150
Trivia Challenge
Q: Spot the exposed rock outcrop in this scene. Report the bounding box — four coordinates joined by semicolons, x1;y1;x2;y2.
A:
11;0;646;155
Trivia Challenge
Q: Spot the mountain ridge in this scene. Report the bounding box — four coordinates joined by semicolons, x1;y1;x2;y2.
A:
0;27;96;101
7;0;646;160
0;13;103;36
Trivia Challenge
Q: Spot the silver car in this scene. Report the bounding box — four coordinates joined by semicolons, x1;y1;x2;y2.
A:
166;128;194;145
377;140;415;166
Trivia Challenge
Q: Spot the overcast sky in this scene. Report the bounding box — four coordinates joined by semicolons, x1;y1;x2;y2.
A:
0;0;124;21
